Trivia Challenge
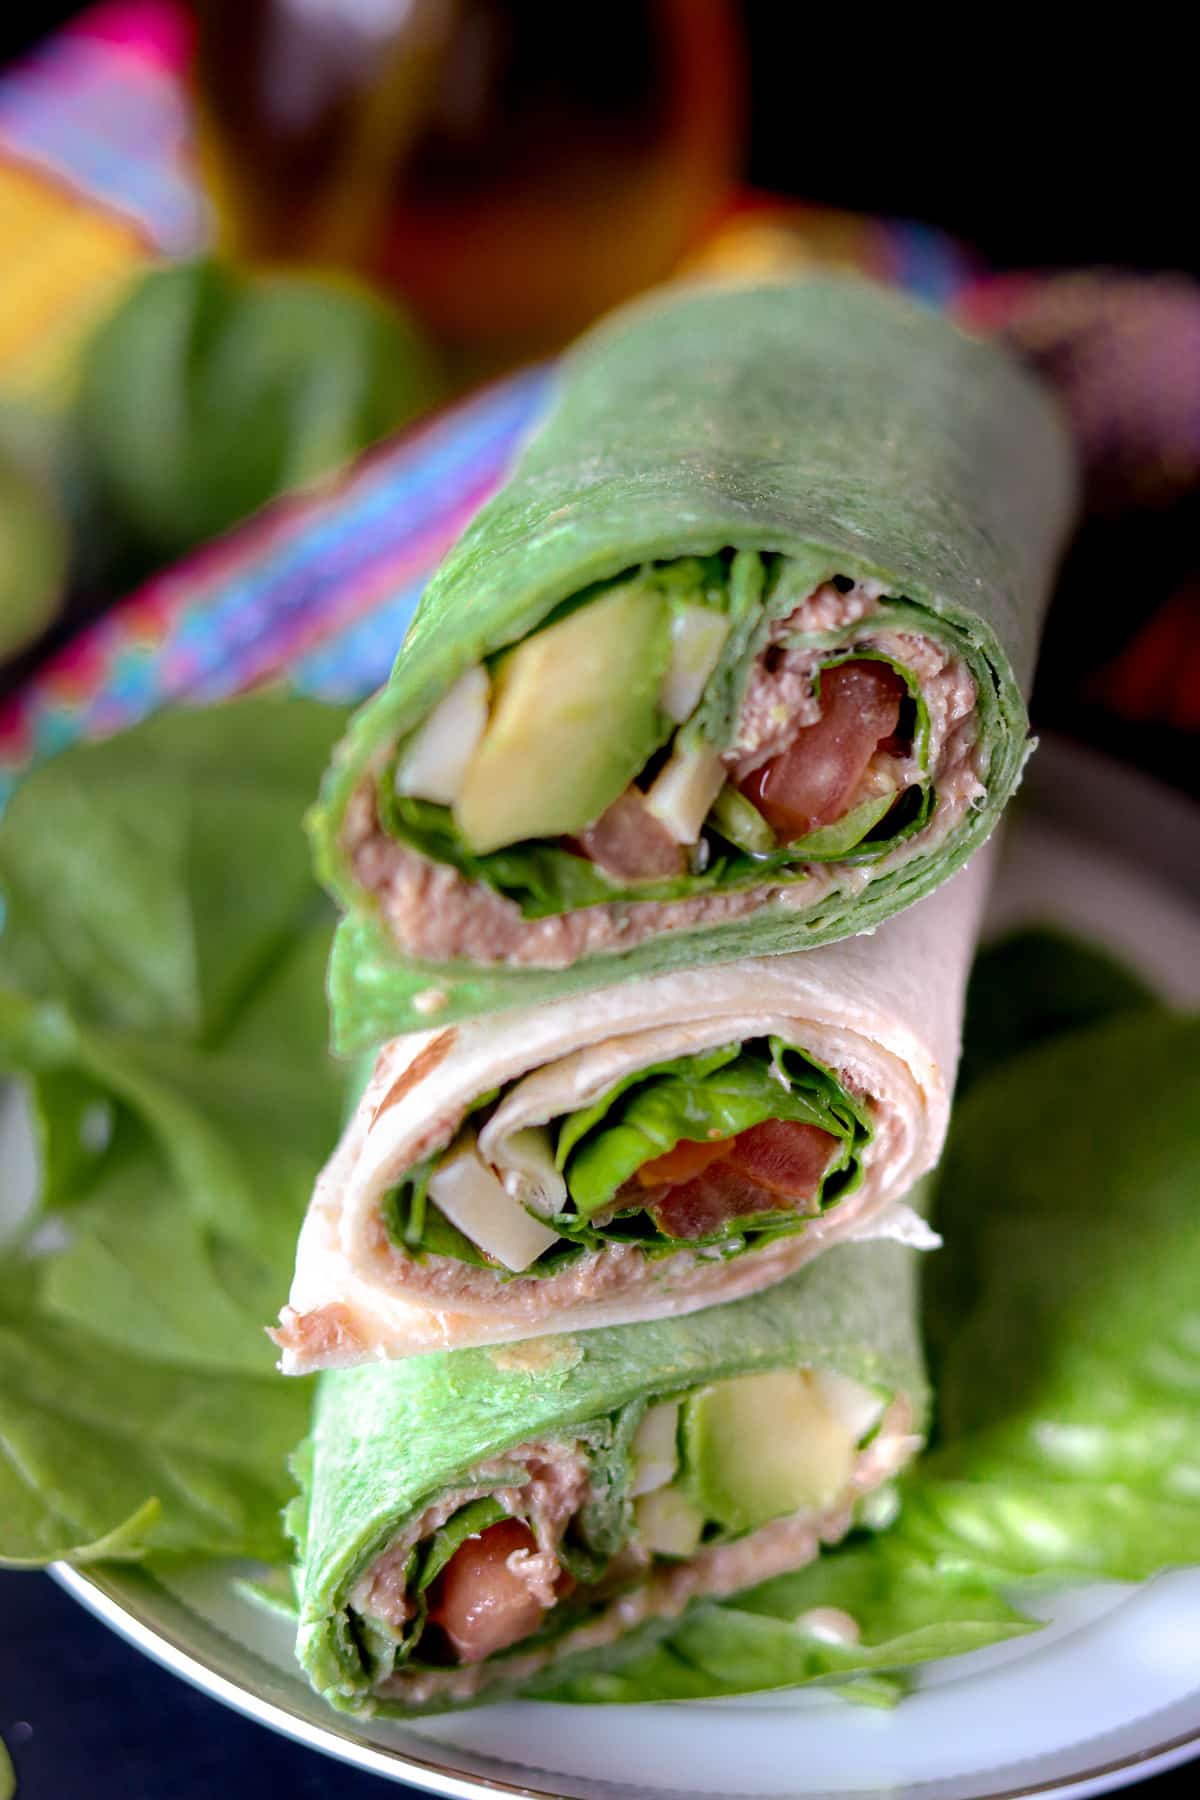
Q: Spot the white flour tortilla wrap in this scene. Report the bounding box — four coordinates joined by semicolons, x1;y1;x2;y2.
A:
276;851;991;1370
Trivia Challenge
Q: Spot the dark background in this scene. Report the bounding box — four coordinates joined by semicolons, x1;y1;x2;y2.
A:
1;6;1195;1797
2;3;1196;276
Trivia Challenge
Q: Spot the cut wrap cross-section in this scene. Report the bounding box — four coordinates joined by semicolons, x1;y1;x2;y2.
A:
273;849;990;1369
310;278;1076;1047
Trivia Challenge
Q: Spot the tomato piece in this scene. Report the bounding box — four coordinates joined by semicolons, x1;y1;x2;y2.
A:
647;1161;793;1240
643;1121;838;1237
739;660;905;839
722;1119;837;1202
635;1136;735;1188
426;1518;545;1664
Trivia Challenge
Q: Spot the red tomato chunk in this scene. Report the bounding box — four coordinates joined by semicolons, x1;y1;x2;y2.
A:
427;1518;546;1664
739;660;906;839
643;1120;838;1240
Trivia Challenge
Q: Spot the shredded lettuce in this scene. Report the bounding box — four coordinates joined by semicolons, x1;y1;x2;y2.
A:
415;1497;507;1589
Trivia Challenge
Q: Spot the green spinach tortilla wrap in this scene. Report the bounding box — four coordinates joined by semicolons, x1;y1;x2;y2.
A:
273;854;987;1369
312;277;1076;1048
291;1225;927;1713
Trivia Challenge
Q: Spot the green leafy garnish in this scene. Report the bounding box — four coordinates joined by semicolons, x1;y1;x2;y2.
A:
706;784;776;855
958;925;1157;1097
0;698;348;1568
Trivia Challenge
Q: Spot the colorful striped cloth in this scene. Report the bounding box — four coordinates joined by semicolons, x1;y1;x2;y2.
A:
0;2;199;401
0;367;552;797
0;2;200;254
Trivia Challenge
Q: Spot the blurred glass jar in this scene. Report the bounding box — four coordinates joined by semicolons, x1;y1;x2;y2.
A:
190;0;743;370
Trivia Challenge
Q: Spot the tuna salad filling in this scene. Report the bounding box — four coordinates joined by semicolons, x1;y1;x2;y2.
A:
339;1370;917;1705
371;1036;874;1285
344;551;985;968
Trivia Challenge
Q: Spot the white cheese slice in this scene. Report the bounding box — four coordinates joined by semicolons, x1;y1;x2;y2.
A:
394;665;490;806
662;605;730;724
630;1400;681;1496
643;741;725;844
428;1133;560;1273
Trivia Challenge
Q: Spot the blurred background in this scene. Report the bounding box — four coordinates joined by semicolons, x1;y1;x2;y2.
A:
0;10;1196;1799
0;0;1196;796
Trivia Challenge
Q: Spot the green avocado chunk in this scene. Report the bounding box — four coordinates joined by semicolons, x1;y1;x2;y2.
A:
680;1369;857;1535
453;581;672;854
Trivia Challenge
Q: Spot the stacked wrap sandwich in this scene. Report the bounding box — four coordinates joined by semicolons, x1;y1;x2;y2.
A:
281;277;1077;1713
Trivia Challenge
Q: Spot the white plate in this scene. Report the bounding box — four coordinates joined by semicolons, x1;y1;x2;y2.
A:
44;738;1200;1799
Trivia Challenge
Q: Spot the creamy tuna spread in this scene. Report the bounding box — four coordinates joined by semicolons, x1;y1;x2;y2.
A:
343;1393;918;1704
344;572;985;969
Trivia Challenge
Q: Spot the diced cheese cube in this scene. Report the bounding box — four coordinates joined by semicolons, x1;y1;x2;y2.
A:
643;742;725;844
428;1133;560;1272
631;1401;681;1496
662;606;730;724
394;665;490;806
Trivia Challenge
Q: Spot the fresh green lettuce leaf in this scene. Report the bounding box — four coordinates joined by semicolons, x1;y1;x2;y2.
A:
918;1008;1200;1581
555;1045;739;1173
957;925;1158;1097
0;698;349;1569
0;700;346;1263
705;783;776;855
777;791;899;861
0;697;341;1039
527;1539;1034;1706
0;1308;309;1566
414;1496;508;1592
690;547;773;746
40;1127;284;1376
234;1566;301;1622
379;793;672;915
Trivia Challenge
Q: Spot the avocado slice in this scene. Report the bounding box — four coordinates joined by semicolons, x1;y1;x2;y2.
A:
680;1369;859;1535
454;581;672;854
